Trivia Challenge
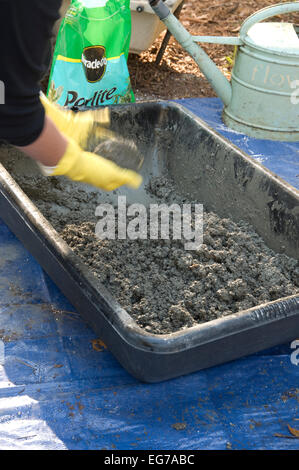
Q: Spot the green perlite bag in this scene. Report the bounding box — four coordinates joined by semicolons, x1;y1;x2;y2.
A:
47;0;135;108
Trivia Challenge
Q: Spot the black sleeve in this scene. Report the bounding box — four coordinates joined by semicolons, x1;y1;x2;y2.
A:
0;0;62;146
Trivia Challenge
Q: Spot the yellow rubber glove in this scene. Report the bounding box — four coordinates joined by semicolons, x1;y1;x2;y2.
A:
46;138;142;191
39;93;142;190
40;92;114;148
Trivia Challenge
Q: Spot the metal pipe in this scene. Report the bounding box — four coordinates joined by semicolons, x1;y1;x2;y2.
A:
149;0;232;106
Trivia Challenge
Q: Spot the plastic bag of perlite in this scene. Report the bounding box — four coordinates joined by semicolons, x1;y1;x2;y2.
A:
47;0;135;108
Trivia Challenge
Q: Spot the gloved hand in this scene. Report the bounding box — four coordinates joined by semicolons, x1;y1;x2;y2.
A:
40;92;113;147
39;94;142;190
48;138;142;190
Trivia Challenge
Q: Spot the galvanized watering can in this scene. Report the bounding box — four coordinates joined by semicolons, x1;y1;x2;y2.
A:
149;1;299;141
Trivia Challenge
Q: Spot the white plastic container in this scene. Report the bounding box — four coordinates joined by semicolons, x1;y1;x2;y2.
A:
130;0;184;54
54;0;184;54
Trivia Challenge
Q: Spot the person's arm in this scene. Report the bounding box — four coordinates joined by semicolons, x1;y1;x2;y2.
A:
18;103;142;190
0;1;61;148
0;1;141;190
21;96;142;190
18;115;67;167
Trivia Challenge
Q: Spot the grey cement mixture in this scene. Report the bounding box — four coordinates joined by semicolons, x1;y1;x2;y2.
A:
2;149;299;335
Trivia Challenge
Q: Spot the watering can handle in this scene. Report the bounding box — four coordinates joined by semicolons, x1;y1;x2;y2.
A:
240;2;299;39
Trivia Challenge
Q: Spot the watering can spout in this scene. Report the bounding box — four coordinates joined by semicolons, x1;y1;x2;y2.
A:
149;0;232;106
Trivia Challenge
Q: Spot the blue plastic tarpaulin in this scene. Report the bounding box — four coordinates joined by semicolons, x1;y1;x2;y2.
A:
0;98;298;450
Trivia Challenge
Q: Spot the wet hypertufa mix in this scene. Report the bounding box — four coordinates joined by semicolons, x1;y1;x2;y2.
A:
47;0;135;108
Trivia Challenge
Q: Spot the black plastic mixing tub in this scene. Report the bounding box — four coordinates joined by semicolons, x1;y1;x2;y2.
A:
0;101;298;382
